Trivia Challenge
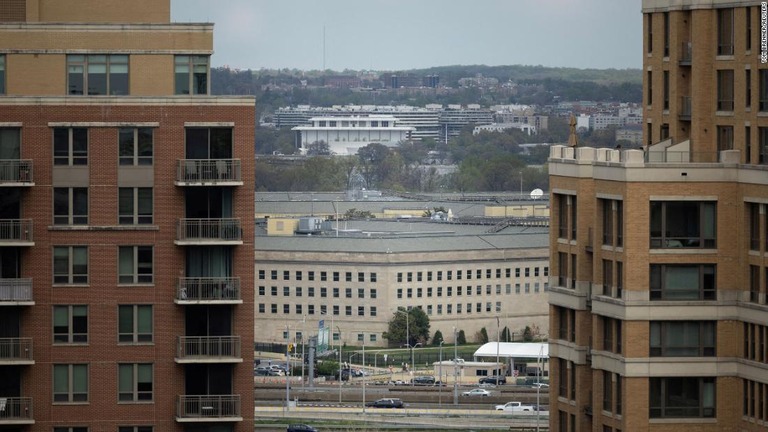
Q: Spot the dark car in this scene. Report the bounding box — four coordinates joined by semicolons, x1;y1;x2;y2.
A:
286;424;318;432
479;375;507;385
365;398;404;408
411;375;436;385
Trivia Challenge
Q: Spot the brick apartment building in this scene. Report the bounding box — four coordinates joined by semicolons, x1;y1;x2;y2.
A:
548;1;768;431
0;1;255;431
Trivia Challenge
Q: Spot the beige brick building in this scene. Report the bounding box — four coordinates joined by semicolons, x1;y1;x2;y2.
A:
0;1;255;431
549;1;768;431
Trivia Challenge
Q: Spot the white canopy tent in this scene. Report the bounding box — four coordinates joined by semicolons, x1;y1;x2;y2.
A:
473;342;548;378
473;342;549;360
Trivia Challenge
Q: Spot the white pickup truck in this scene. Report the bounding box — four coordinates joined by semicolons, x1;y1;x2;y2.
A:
495;401;536;412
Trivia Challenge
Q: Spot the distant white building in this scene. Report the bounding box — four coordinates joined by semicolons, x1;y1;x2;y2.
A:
473;122;537;135
292;115;414;155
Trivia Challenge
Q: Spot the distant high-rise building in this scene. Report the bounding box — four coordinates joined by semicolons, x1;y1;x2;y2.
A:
0;0;254;430
548;1;768;431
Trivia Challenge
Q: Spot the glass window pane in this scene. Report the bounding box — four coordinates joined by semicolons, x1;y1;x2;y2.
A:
119;247;134;283
53;365;68;393
118;305;133;335
72;364;87;393
137;306;152;334
119;129;134;165
118;364;132;392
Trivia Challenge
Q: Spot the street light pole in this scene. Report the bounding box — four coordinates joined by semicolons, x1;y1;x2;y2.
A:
362;339;366;414
453;326;458;405
285;324;290;411
336;325;342;403
495;316;500;377
439;340;444;406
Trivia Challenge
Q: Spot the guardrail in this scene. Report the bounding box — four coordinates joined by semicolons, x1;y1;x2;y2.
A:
0;338;32;361
177;277;240;301
177;394;241;419
176;159;241;183
177;336;241;359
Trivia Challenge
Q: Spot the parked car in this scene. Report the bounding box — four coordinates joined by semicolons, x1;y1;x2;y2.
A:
479;376;506;385
532;382;549;389
462;388;491;397
286;424;318;432
254;366;281;376
365;398;404;408
411;375;436;385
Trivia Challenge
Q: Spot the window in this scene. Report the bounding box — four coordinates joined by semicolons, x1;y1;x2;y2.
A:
749;203;760;251
650;377;715;418
333;288;339;298
760;70;768;111
397;272;402;283
119;363;153;402
358;272;364;282
650;264;716;300
53;246;88;284
357;306;364;316
717;8;734;56
118;305;152;343
647;13;653;53
0;55;4;94
747;126;753;164
602;260;613;296
558;252;568;288
53;364;88;402
602;199;614;246
663;70;669;110
308;271;315;281
647;70;653;105
283;304;289;314
54;305;87;343
761;127;768;164
345;288;351;298
650;321;716;356
53;127;88;165
345;305;352;316
370;288;377;299
346;272;352;282
603;371;613;412
333;272;339;282
747;6;753;51
119;128;153;166
119;427;153;432
370;306;377;317
717;70;734;111
370;272;377;282
271;270;277;280
320;287;327;297
750;265;760;303
67;54;128;95
650;201;716;248
118;188;153;224
296;287;302;297
54;187;88;225
747;69;752;109
283;270;289;280
174;55;209;95
118;246;153;284
716;125;733;151
663;12;670;57
321;271;327;281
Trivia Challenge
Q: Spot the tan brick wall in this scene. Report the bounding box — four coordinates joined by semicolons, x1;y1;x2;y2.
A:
34;0;170;23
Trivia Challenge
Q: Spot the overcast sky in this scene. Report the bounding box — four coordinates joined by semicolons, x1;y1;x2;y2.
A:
171;0;642;71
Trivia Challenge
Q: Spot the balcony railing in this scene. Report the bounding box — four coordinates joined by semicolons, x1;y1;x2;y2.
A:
176;159;242;185
679;96;692;120
176;336;241;361
0;397;33;423
0;338;33;362
0;220;32;244
176;395;241;421
176;218;242;243
645;150;720;163
176;277;241;302
0;160;33;185
679;42;692;65
0;278;33;303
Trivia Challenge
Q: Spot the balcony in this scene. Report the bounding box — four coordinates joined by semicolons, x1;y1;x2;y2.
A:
0;279;33;305
175;277;242;304
176;395;242;422
0;220;33;246
0;338;33;364
175;159;242;186
0;397;34;424
679;42;692;66
679;96;691;121
175;336;242;363
0;160;33;186
175;218;242;245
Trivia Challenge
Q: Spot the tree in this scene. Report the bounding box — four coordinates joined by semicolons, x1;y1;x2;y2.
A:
383;307;431;348
523;326;534;342
501;326;511;343
432;330;444;346
357;143;390;189
306;140;331;156
477;327;489;344
457;330;467;345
